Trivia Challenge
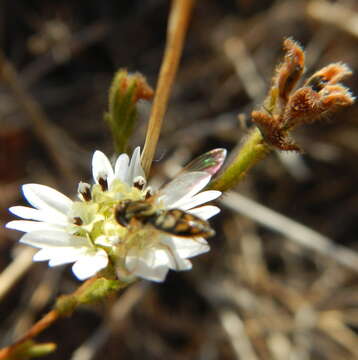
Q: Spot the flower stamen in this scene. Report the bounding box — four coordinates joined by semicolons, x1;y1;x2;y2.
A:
73;217;83;226
133;176;146;190
145;187;153;199
78;182;92;201
98;176;108;192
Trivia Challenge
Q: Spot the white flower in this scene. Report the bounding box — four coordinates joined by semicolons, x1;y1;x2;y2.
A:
6;147;143;280
6;147;226;282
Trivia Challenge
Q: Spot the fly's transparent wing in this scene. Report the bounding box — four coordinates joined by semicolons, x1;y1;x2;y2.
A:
157;172;211;207
180;148;226;176
156;149;226;208
156;149;226;207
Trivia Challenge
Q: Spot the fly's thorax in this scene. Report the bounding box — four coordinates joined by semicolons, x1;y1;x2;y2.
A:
115;199;158;227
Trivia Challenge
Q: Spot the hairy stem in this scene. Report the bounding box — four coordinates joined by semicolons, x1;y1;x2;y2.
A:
210;128;270;192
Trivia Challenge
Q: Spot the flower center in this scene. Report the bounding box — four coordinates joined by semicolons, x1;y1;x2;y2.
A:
68;178;150;253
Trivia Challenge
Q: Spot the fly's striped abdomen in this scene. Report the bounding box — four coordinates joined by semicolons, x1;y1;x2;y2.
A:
151;209;214;238
115;200;215;238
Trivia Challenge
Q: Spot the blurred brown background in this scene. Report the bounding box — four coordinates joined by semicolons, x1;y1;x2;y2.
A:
1;0;358;359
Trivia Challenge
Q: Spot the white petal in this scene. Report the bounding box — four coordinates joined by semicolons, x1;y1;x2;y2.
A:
34;247;84;265
173;258;192;271
22;184;72;216
174;190;222;210
9;206;68;225
136;264;169;282
157;172;211;208
34;248;77;261
126;147;145;185
114;153;130;182
49;254;81;266
154;238;193;271
33;248;53;261
92;150;114;184
6;220;64;233
125;247;170;282
163;244;193;271
20;231;89;248
72;249;108;280
187;205;221;220
162;236;209;259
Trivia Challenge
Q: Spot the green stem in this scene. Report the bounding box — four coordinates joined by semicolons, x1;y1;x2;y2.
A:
210;128;270;192
55;276;127;315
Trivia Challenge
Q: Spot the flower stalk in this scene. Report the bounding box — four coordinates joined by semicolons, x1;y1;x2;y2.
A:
0;276;128;359
55;276;126;314
141;0;196;177
210;128;269;192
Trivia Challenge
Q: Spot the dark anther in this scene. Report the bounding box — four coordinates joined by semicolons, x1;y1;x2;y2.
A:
73;217;83;226
145;188;153;199
98;177;108;191
81;187;91;201
133;177;146;190
78;182;92;201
